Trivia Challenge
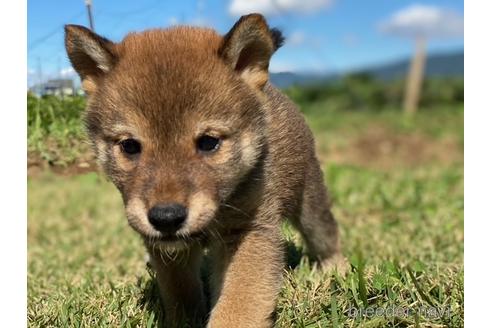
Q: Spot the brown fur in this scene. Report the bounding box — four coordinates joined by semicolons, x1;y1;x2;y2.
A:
65;13;346;328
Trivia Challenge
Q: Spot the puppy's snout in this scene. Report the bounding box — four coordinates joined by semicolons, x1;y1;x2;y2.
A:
148;203;187;233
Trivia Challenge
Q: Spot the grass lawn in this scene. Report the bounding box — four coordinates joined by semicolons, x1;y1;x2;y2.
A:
27;104;464;327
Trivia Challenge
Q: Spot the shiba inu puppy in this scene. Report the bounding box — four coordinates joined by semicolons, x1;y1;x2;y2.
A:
65;13;345;328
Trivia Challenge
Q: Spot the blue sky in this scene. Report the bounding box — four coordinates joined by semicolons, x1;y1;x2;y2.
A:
27;0;463;86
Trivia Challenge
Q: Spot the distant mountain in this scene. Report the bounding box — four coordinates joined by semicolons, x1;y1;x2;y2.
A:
269;72;333;88
270;50;464;88
361;51;464;80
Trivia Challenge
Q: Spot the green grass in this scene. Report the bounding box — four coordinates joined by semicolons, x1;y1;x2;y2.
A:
28;94;90;166
27;103;463;327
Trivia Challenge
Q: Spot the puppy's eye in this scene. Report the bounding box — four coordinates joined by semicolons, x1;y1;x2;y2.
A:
120;138;141;155
197;135;220;153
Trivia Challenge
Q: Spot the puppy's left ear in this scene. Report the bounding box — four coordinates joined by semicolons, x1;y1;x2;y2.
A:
219;14;284;90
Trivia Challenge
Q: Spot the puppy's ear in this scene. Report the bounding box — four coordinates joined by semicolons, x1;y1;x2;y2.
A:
64;25;116;94
219;14;284;90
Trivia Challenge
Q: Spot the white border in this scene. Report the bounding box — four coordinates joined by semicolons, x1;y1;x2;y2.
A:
464;1;492;326
0;0;27;325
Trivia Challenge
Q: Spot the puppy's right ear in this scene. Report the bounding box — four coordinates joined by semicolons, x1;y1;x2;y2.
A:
64;25;116;94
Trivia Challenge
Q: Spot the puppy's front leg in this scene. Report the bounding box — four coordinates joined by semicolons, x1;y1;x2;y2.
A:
208;227;284;328
147;244;206;327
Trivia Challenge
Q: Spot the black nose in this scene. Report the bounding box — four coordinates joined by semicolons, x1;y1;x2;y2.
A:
148;203;187;233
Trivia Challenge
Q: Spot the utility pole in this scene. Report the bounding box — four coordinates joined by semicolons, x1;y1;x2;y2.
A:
403;36;427;115
85;0;95;31
57;56;61;80
57;56;65;99
37;57;43;96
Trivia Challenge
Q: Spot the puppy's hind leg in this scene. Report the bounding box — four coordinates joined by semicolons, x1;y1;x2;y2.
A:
290;162;348;274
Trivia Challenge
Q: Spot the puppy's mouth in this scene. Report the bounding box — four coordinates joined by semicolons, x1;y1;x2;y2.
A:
143;230;207;246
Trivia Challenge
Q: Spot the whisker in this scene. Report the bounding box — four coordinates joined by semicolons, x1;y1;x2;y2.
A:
220;202;251;219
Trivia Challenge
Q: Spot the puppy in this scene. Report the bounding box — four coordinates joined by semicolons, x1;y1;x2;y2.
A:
65;13;344;328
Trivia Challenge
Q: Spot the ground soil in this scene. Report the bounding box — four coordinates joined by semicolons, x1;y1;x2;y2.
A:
317;126;462;170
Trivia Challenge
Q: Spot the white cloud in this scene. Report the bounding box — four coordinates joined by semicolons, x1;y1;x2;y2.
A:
229;0;334;16
379;4;463;39
168;17;179;26
287;31;306;46
60;67;76;77
284;30;324;49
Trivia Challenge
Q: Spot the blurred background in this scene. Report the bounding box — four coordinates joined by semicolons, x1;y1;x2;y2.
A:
27;0;463;170
27;1;464;326
28;0;464;85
